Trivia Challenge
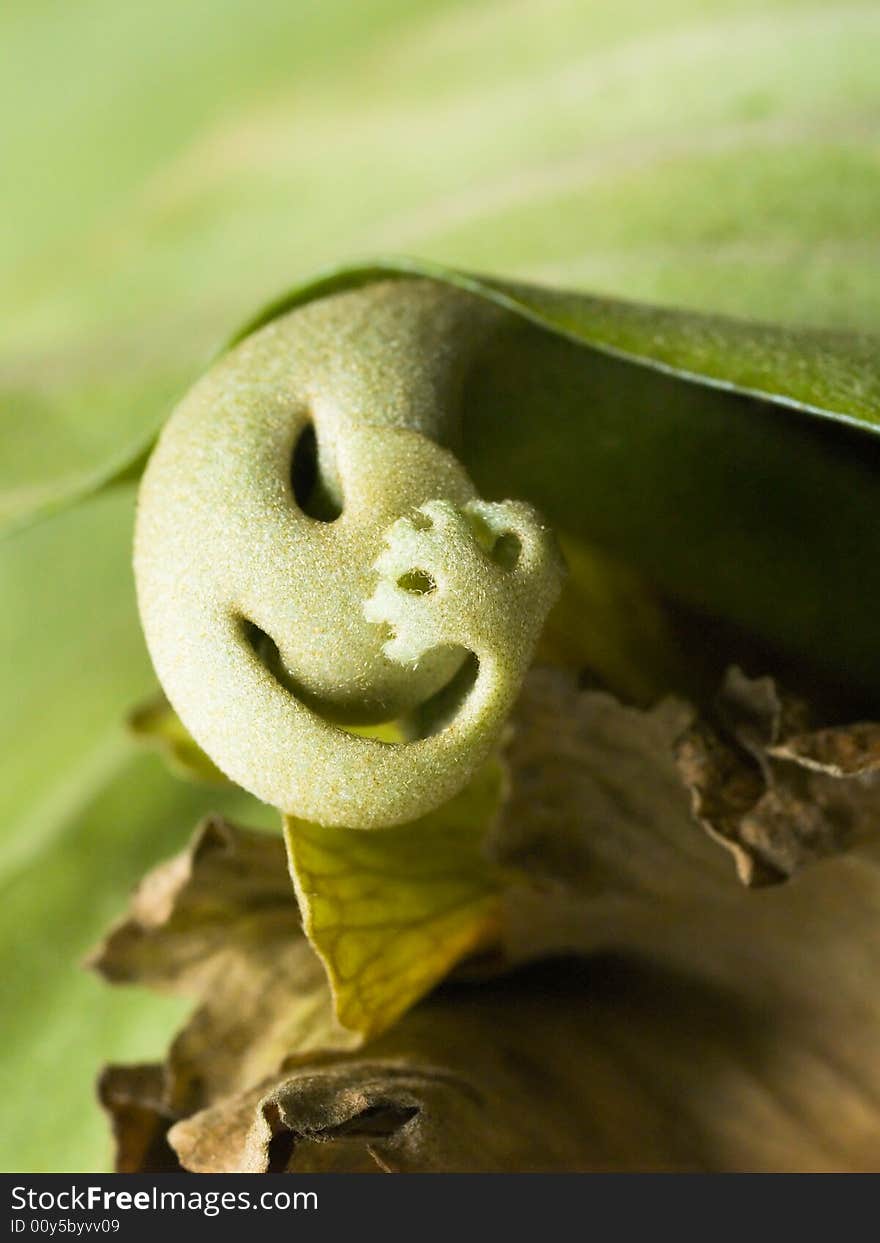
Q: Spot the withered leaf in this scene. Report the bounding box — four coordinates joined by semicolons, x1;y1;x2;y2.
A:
90;816;358;1123
95;669;880;1172
492;669;719;902
168;977;701;1174
769;722;880;777
97;1063;182;1174
675;666;880;884
168;942;880;1173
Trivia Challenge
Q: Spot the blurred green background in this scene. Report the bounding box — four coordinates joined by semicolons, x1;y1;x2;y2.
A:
2;0;879;1172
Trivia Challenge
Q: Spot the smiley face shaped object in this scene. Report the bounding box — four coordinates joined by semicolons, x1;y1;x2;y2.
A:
134;280;563;828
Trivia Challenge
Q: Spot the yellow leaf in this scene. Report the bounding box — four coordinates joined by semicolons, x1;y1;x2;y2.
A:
127;693;230;786
284;759;505;1039
537;532;685;705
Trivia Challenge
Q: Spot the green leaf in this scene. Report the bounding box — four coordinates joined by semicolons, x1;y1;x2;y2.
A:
6;3;880;539
15;257;880;534
0;352;190;539
0;489;274;1173
19;257;880;695
284;757;505;1039
231;263;880;698
6;0;880;1175
231;256;880;431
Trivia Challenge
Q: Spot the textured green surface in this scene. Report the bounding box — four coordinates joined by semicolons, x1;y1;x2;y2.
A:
2;0;880;1173
134;281;562;827
224;266;880;696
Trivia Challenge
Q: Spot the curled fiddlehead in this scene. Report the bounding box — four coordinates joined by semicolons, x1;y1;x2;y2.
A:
134;280;563;828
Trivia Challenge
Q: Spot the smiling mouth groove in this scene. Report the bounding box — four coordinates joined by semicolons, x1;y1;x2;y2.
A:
240;618;479;742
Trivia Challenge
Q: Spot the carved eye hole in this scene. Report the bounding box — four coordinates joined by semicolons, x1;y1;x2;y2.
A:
467;511;522;571
490;531;521;570
290;422;342;522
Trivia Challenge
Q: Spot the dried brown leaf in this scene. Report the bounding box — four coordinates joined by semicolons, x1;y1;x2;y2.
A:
675;667;880;884
90;816;357;1118
167;941;880;1173
95;669;880;1173
97;1064;182;1174
167;969;730;1174
770;722;880;777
